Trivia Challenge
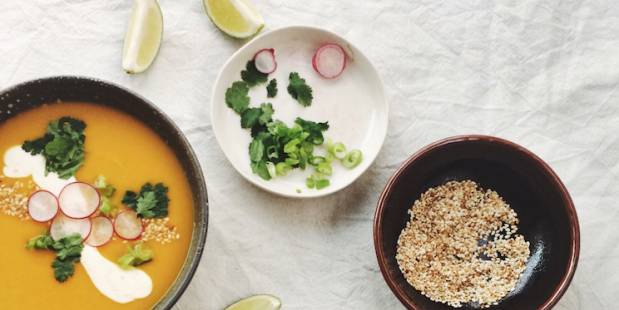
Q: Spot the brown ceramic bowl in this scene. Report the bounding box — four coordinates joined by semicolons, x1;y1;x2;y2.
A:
0;76;208;309
374;135;579;309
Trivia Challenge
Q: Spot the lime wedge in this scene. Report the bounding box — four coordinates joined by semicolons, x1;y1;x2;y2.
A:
224;294;281;310
122;0;163;74
203;0;264;39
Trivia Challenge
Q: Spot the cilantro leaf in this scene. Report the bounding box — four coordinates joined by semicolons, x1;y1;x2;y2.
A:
27;233;83;282
241;60;268;86
225;81;250;114
295;117;329;145
22;117;86;179
26;233;54;250
258;103;274;125
240;107;262;129
52;257;78;282
251;161;271;180
266;79;278;98
287;72;313;107
118;242;153;269
122;183;169;218
249;138;265;163
241;103;274;130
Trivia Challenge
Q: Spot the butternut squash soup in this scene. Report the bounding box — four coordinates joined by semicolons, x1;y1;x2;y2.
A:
0;102;194;310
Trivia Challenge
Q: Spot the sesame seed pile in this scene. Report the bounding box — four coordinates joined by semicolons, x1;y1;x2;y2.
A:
141;217;180;244
396;180;530;308
0;175;38;220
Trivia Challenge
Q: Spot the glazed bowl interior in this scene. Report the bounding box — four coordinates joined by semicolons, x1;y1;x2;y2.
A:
0;76;208;310
374;136;579;310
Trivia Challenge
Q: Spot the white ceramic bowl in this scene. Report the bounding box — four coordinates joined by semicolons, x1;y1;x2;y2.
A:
211;26;388;198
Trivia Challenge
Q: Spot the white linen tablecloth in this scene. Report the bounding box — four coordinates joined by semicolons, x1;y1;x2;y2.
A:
1;0;618;309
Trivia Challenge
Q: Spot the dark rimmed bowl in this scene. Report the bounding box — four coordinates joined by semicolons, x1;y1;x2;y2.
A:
0;76;208;310
374;135;579;310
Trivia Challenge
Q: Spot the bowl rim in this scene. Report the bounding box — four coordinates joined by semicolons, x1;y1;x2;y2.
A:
0;75;209;310
373;134;580;310
209;24;389;198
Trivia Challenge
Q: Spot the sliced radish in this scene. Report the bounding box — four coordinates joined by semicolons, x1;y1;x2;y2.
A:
85;216;114;247
312;43;347;79
253;48;277;74
58;182;100;219
27;190;59;222
114;210;143;240
50;214;92;241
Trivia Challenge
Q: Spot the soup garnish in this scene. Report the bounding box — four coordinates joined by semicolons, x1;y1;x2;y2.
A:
22;117;86;179
27;233;84;282
118;242;154;269
266;79;278;98
122;182;170;218
287;72;313;107
224;55;364;190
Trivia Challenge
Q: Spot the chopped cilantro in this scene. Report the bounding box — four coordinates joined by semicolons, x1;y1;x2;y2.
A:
241;103;274;129
225;81;250;114
122;183;169;218
118;242;153;269
26;233;54;250
241;60;268;86
22;117;86;179
287;72;313;107
26;233;83;282
266;79;278;98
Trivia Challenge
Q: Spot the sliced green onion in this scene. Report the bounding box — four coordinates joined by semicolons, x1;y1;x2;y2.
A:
316;162;332;176
315;179;330;189
309;156;326;166
275;162;291;176
342;149;363;169
306;176;315;188
284;139;300;153
329;142;347;159
266;162;277;178
285;157;299;166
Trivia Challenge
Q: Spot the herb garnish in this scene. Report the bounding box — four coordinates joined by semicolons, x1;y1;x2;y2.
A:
223;55;362;189
118;242;153;269
287;72;313;107
225;81;251;114
248;118;329;180
26;233;84;282
94;175;117;216
241;103;273;129
241;60;268;86
22;117;86;179
266;79;278;98
122;183;169;218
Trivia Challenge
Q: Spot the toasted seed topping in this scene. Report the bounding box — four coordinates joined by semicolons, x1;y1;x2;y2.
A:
142;217;180;244
0;175;38;220
396;180;530;308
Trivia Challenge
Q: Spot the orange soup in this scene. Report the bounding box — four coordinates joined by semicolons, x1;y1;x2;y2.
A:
0;102;194;309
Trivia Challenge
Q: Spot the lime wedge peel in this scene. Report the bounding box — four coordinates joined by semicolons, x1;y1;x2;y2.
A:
122;0;163;74
224;294;282;310
204;0;265;39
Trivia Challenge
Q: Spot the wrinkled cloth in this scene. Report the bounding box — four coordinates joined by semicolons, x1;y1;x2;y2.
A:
1;0;618;309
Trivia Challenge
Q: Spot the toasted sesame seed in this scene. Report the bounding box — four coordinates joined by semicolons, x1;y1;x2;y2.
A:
0;175;38;220
396;180;530;308
142;217;180;244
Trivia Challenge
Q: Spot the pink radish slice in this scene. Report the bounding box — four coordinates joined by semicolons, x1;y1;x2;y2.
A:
28;190;59;222
114;210;143;240
312;43;347;79
253;48;277;74
50;214;92;241
58;182;101;219
85;216;114;247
